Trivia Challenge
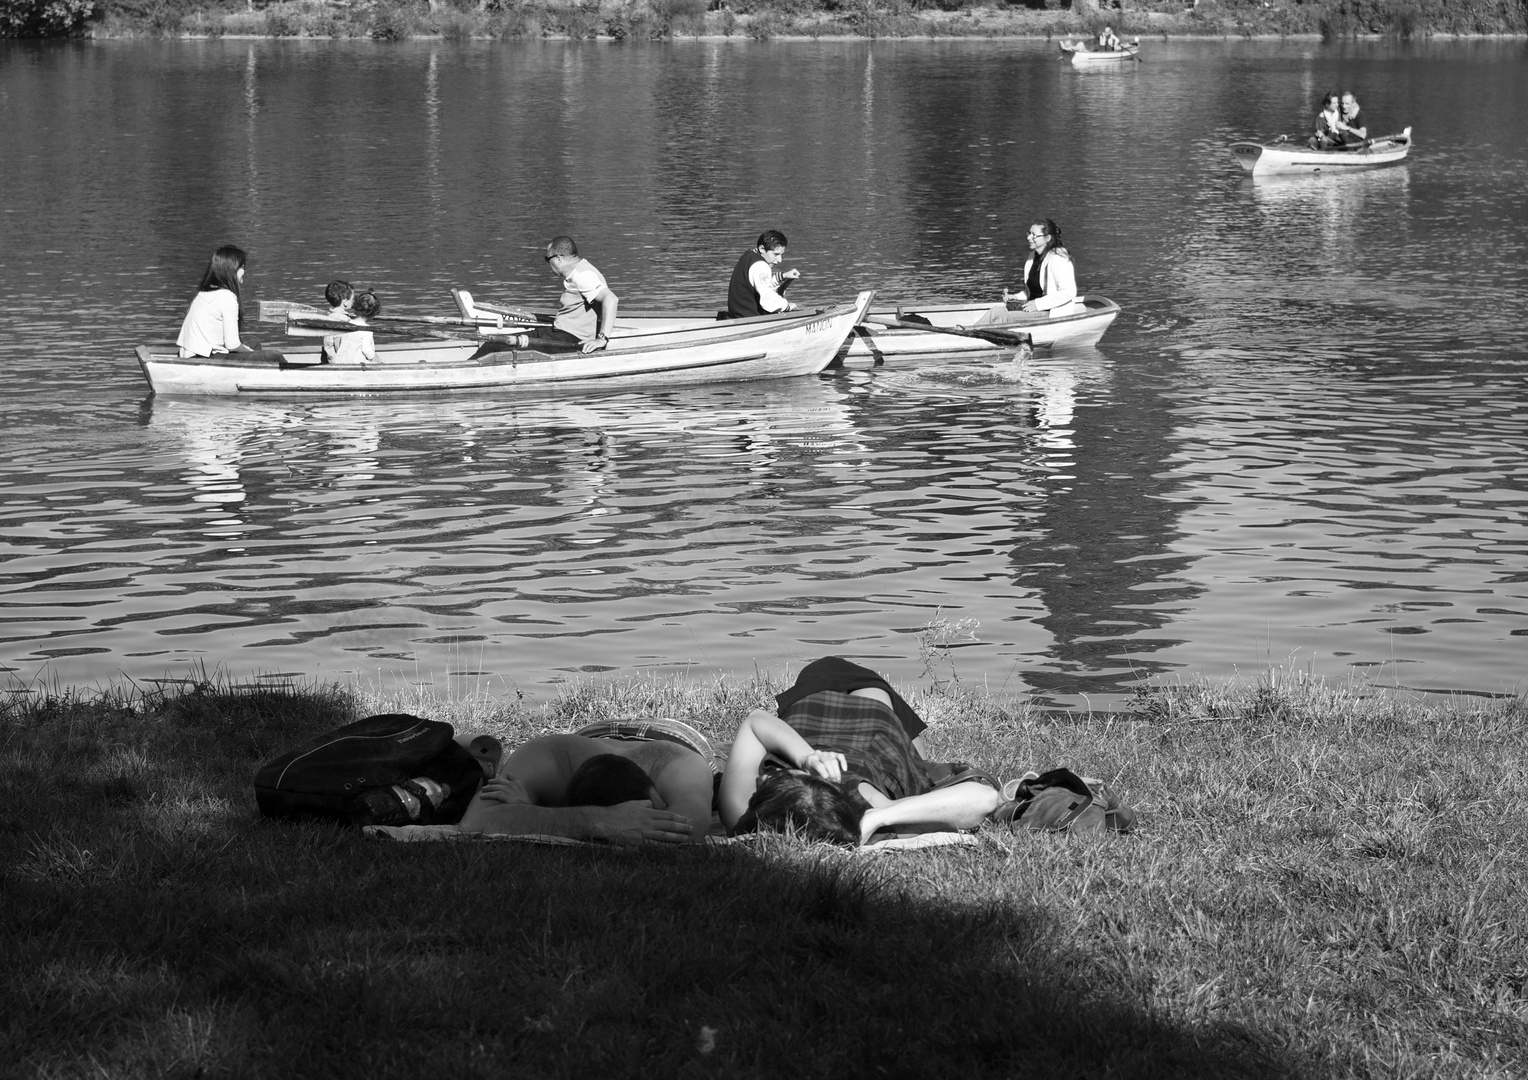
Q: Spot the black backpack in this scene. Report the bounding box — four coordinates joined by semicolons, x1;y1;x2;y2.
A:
254;713;483;827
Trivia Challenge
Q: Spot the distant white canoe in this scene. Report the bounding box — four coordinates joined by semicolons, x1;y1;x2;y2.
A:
840;296;1121;360
1229;127;1413;176
1059;40;1140;65
136;292;873;397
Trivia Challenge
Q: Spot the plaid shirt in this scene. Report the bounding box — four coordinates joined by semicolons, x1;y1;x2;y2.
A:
779;691;928;801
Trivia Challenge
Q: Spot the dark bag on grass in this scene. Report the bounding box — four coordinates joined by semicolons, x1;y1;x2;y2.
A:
1003;768;1136;835
254;713;482;827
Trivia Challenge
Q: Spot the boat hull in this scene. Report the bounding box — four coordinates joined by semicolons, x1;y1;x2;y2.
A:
1229;128;1412;175
138;292;873;397
1060;41;1139;65
839;296;1120;360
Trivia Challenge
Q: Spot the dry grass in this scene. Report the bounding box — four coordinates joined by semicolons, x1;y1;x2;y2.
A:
3;664;1525;1077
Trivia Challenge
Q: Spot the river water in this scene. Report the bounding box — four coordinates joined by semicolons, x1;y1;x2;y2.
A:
1;37;1524;709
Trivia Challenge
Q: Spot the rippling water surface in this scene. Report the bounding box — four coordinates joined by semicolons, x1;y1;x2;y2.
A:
1;38;1525;707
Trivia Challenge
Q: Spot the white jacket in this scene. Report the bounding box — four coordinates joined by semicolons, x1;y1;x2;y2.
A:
1021;248;1081;315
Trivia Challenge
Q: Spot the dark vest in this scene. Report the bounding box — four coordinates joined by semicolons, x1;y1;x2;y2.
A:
727;250;769;319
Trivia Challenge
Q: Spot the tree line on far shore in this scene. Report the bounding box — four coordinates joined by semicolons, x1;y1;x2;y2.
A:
4;0;1525;42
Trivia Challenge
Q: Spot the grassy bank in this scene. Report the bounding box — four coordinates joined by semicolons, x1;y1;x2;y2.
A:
3;665;1524;1077
6;0;1526;40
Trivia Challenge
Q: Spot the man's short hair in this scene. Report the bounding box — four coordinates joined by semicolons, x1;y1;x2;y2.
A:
755;229;788;252
565;754;655;807
546;236;579;258
325;280;354;308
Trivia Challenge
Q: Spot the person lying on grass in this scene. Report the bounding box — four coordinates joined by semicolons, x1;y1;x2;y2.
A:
718;657;1008;847
456;721;715;845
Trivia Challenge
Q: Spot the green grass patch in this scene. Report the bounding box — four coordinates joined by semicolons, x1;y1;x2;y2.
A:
3;667;1525;1076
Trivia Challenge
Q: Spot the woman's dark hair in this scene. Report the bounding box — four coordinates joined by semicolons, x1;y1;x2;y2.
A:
352;289;381;320
733;770;870;846
756;229;788;251
197;246;247;308
1030;219;1064;258
565;754;655;807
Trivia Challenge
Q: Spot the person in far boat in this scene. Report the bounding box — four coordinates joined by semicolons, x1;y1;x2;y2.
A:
718;657;1010;847
1096;25;1122;50
1336;91;1368;147
176;245;259;359
544;235;618;353
1004;219;1080;317
726;229;800;319
330;289;379;365
1307;92;1342;149
320;279;355;364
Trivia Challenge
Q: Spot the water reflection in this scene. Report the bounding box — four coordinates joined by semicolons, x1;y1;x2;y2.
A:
2;40;1527;705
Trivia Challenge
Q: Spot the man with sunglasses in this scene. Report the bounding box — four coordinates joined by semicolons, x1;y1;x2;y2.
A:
543;235;619;353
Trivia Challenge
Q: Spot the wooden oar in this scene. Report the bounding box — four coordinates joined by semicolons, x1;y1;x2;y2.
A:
861;314;1031;348
284;315;468;340
451;288;543;325
262;299;533;331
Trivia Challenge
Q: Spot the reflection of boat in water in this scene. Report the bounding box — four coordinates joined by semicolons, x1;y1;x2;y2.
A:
1229;128;1412;176
135;293;873;397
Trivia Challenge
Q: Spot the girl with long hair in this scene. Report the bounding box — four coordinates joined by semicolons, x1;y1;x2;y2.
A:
175;245;255;359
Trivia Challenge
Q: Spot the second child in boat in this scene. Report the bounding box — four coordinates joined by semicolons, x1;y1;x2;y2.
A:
320;279;355;363
176;245;263;359
329;289;379;365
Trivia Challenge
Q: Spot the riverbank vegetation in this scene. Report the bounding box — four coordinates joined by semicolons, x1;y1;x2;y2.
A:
3;665;1523;1076
3;0;1526;40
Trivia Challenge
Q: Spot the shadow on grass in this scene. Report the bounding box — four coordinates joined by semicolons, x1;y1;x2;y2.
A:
2;687;1316;1078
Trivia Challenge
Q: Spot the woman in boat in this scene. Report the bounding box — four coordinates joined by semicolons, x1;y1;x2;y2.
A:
1308;92;1342;149
1096;25;1122;50
1005;219;1079;316
1336;91;1368;147
176;245;257;359
718;657;1007;846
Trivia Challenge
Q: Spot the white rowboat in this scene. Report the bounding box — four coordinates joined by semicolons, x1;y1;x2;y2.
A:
843;296;1121;359
1229;127;1413;176
136;292;873;397
1059;40;1140;65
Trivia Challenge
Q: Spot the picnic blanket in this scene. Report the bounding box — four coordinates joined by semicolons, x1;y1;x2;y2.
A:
362;824;978;852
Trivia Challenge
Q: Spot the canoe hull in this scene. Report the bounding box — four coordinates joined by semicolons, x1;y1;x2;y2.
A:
138;293;873;397
1229;127;1412;175
1060;41;1139;65
839;296;1121;360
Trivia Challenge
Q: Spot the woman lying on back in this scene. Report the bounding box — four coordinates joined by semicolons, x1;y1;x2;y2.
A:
176;245;256;359
718;657;1005;846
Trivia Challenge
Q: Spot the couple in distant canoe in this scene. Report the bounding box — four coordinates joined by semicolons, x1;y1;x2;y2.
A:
455;657;1014;847
1308;90;1368;150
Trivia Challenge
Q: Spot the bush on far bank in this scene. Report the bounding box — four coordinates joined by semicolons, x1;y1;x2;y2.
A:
6;0;1523;39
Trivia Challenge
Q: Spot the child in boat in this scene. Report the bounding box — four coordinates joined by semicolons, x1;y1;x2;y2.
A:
1308;92;1342;149
320;279;355;363
329;289;379;365
176;245;258;359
